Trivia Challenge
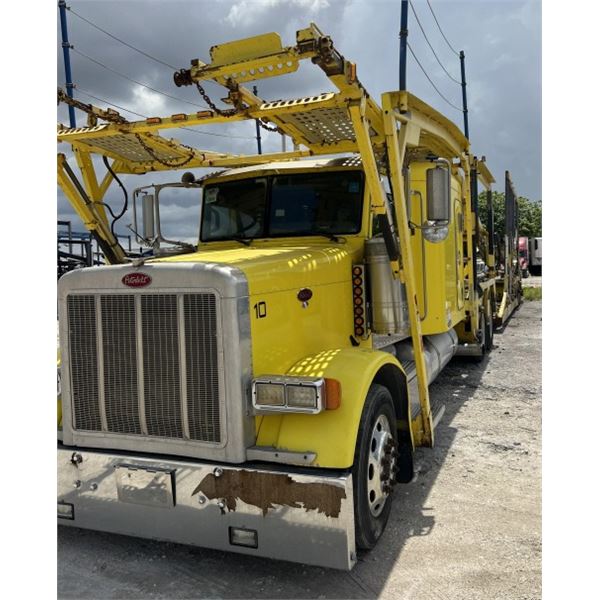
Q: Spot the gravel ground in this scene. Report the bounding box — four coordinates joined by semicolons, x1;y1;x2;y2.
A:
58;301;542;600
522;275;542;288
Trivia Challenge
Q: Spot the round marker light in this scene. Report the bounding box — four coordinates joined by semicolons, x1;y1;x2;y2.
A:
355;327;364;336
354;297;363;306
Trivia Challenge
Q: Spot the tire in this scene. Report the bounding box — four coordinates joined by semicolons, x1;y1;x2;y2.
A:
484;296;494;352
352;384;398;550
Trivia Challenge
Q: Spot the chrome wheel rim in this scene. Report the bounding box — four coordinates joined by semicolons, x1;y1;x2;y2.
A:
367;414;395;517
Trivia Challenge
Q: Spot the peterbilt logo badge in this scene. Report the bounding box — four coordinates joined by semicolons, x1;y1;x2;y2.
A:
122;273;152;288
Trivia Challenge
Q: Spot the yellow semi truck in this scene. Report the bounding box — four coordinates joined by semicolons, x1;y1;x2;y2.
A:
57;24;506;569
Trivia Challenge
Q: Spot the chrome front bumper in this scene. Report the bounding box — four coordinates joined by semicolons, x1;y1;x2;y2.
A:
58;446;356;570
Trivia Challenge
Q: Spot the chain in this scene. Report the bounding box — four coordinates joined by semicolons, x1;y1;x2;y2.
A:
134;133;197;168
57;87;128;125
195;82;238;117
257;119;280;133
193;82;282;133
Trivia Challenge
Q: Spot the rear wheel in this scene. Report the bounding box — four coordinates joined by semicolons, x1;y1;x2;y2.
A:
484;296;494;352
352;384;398;550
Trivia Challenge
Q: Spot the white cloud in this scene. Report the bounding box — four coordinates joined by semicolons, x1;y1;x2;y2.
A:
130;85;166;116
225;0;330;28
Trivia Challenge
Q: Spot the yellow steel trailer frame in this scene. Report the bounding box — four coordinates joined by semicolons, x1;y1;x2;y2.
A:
494;171;522;326
57;22;496;448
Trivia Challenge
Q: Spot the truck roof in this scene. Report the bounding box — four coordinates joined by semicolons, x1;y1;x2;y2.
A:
206;156;363;181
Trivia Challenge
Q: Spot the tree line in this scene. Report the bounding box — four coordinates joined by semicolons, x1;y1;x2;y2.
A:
477;192;542;239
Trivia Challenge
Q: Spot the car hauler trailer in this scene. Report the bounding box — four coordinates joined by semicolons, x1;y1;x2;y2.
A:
493;171;523;328
57;23;507;570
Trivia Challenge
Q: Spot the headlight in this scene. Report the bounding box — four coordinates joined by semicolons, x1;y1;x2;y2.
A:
252;376;327;414
287;385;318;409
254;382;285;406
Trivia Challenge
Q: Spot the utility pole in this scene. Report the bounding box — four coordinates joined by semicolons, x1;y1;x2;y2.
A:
58;1;76;128
459;50;469;140
253;85;262;154
399;0;409;91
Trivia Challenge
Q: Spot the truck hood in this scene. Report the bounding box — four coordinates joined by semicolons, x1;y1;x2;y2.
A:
157;242;356;296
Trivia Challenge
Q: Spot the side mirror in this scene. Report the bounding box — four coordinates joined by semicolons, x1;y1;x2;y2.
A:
142;194;156;240
426;166;450;222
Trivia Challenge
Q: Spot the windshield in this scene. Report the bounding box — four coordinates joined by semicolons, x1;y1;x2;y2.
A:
200;170;363;242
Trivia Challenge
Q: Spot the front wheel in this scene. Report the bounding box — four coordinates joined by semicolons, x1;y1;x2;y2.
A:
352;384;398;550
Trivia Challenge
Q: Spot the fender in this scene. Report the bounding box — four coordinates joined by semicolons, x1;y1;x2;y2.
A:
255;347;412;469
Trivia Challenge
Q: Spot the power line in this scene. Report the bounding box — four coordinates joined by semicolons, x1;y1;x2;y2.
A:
71;47;209;110
409;1;461;85
74;88;255;140
66;5;178;70
406;43;462;112
426;0;460;57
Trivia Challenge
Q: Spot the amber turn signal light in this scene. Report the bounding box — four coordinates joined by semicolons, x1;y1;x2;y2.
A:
325;378;341;410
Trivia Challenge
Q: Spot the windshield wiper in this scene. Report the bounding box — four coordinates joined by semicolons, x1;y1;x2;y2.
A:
315;233;342;243
229;235;253;246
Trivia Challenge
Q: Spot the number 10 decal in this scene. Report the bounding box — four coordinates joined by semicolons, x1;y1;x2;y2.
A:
253;301;267;319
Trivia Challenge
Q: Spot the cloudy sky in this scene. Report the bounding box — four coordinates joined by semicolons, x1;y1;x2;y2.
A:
57;0;541;240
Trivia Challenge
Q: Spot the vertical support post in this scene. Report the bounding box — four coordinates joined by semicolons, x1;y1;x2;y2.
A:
253;85;262;155
382;92;434;447
470;161;479;285
66;220;73;255
504;170;515;299
399;0;409;91
58;0;76;128
487;189;495;258
459;51;469;140
84;239;92;267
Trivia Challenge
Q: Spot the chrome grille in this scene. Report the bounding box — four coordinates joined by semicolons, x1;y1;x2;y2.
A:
184;294;220;442
141;295;183;439
101;295;141;435
68;295;101;431
66;292;221;443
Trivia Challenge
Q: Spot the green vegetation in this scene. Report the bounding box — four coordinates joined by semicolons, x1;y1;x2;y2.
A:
523;287;542;301
478;192;542;239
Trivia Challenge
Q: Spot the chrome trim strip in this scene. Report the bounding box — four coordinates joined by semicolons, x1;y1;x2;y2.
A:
135;295;149;436
246;446;317;466
95;296;108;432
177;294;191;440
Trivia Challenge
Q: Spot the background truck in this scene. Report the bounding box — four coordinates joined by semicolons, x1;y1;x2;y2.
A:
57;23;513;570
519;236;530;277
529;237;542;275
